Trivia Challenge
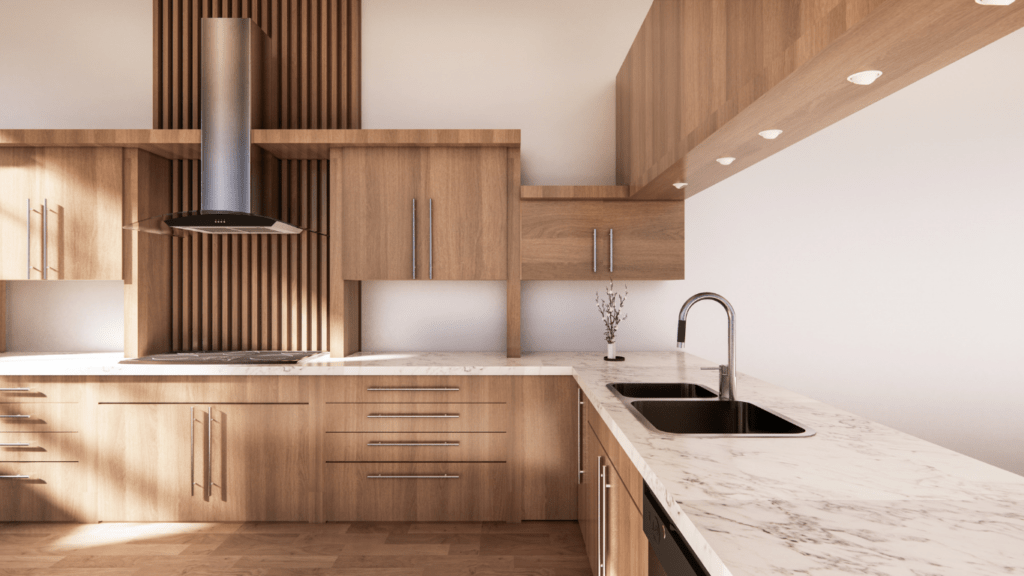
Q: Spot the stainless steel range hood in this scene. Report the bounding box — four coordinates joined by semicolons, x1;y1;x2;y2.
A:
165;18;298;235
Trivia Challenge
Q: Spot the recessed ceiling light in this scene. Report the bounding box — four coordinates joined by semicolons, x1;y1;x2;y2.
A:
847;70;883;85
975;0;1015;5
716;157;736;166
759;129;783;140
672;182;688;189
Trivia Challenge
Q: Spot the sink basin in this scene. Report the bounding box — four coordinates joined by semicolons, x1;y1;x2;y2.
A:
627;400;814;437
608;383;717;399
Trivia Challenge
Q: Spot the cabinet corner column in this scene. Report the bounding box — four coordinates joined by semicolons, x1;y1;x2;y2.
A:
329;148;361;357
506;148;522;358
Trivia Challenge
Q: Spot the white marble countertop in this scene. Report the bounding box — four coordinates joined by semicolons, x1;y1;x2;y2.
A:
3;350;1024;575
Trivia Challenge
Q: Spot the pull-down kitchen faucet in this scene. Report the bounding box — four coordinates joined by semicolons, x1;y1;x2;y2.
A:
677;293;736;401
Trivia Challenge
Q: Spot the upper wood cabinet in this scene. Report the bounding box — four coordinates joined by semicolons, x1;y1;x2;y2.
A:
339;147;508;281
0;148;123;281
521;200;684;280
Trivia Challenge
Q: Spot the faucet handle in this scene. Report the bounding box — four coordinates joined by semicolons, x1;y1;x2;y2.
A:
701;365;728;374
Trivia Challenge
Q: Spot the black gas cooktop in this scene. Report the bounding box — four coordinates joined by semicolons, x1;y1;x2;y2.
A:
120;351;322;365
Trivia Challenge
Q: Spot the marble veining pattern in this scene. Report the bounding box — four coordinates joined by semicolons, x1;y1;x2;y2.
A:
2;350;1023;575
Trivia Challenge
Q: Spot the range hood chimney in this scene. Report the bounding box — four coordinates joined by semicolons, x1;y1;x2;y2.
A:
165;18;298;235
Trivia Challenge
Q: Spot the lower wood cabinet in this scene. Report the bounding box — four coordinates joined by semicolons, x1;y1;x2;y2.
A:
97;403;309;522
583;413;648;576
0;462;82;521
325;462;509;522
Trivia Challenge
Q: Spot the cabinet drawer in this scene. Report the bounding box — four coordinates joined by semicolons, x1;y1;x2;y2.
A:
325;462;509;522
0;403;79;432
0;379;83;402
325;376;510;403
325;403;507;432
0;433;80;461
0;462;82;521
325;432;507;462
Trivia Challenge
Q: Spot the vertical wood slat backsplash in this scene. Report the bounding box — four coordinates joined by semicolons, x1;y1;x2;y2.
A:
154;0;360;352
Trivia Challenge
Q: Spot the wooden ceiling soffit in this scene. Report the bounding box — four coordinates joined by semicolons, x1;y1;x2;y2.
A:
616;0;1024;200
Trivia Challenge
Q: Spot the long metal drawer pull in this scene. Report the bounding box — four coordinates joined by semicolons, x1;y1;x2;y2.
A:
428;198;433;280
368;441;459;447
368;474;459;479
1;475;31;479
0;415;31;419
412;198;417;279
42;198;48;280
0;443;31;447
609;228;614;273
0;388;31;392
367;387;459;392
26;199;31;279
593;228;597;273
367;414;458;419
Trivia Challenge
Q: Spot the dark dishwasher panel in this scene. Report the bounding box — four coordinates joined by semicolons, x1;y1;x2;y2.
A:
643;483;710;576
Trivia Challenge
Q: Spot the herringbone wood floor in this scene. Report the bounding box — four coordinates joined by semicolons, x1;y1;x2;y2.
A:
0;521;592;575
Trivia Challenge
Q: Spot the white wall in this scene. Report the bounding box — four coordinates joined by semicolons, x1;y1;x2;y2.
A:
0;0;152;352
681;28;1024;475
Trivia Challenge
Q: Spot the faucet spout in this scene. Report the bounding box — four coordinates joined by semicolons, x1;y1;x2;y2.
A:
677;292;737;401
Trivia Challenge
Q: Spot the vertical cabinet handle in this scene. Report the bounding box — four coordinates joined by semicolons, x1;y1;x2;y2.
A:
593;229;597;273
428;199;433;280
412;198;417;279
207;406;213;498
577;389;584;484
26;199;31;279
597;456;608;576
609;229;614;273
42;198;48;280
190;406;195;496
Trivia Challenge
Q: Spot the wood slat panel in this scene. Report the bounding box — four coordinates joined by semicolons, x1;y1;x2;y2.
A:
154;0;360;352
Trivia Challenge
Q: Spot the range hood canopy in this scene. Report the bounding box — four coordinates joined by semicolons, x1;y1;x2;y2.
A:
129;18;298;236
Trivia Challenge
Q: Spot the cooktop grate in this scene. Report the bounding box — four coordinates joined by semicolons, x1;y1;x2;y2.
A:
121;351;321;365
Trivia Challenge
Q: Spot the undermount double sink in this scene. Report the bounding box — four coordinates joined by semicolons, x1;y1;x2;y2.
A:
609;383;815;437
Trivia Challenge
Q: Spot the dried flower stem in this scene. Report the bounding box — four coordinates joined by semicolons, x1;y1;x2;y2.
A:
596;280;628;344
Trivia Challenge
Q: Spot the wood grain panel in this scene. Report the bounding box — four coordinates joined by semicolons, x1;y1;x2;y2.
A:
0;403;79;434
506;149;522;358
94;376;308;404
0;462;83;521
0;379;83;402
515;377;578;521
154;0;361;353
324;403;509;433
0;282;5;352
124;148;173;358
0;432;80;462
325;462;509;522
323;376;510;404
325;432;507;462
617;0;1024;200
521;186;630;200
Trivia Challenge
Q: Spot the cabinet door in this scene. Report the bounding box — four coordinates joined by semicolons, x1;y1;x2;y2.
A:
421;147;507;280
516;377;578;520
41;148;123;280
340;147;419;280
0;149;42;280
602;201;685;280
97;404;200;521
521;200;604;280
606;462;648;576
205;404;309;521
581;424;600;576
